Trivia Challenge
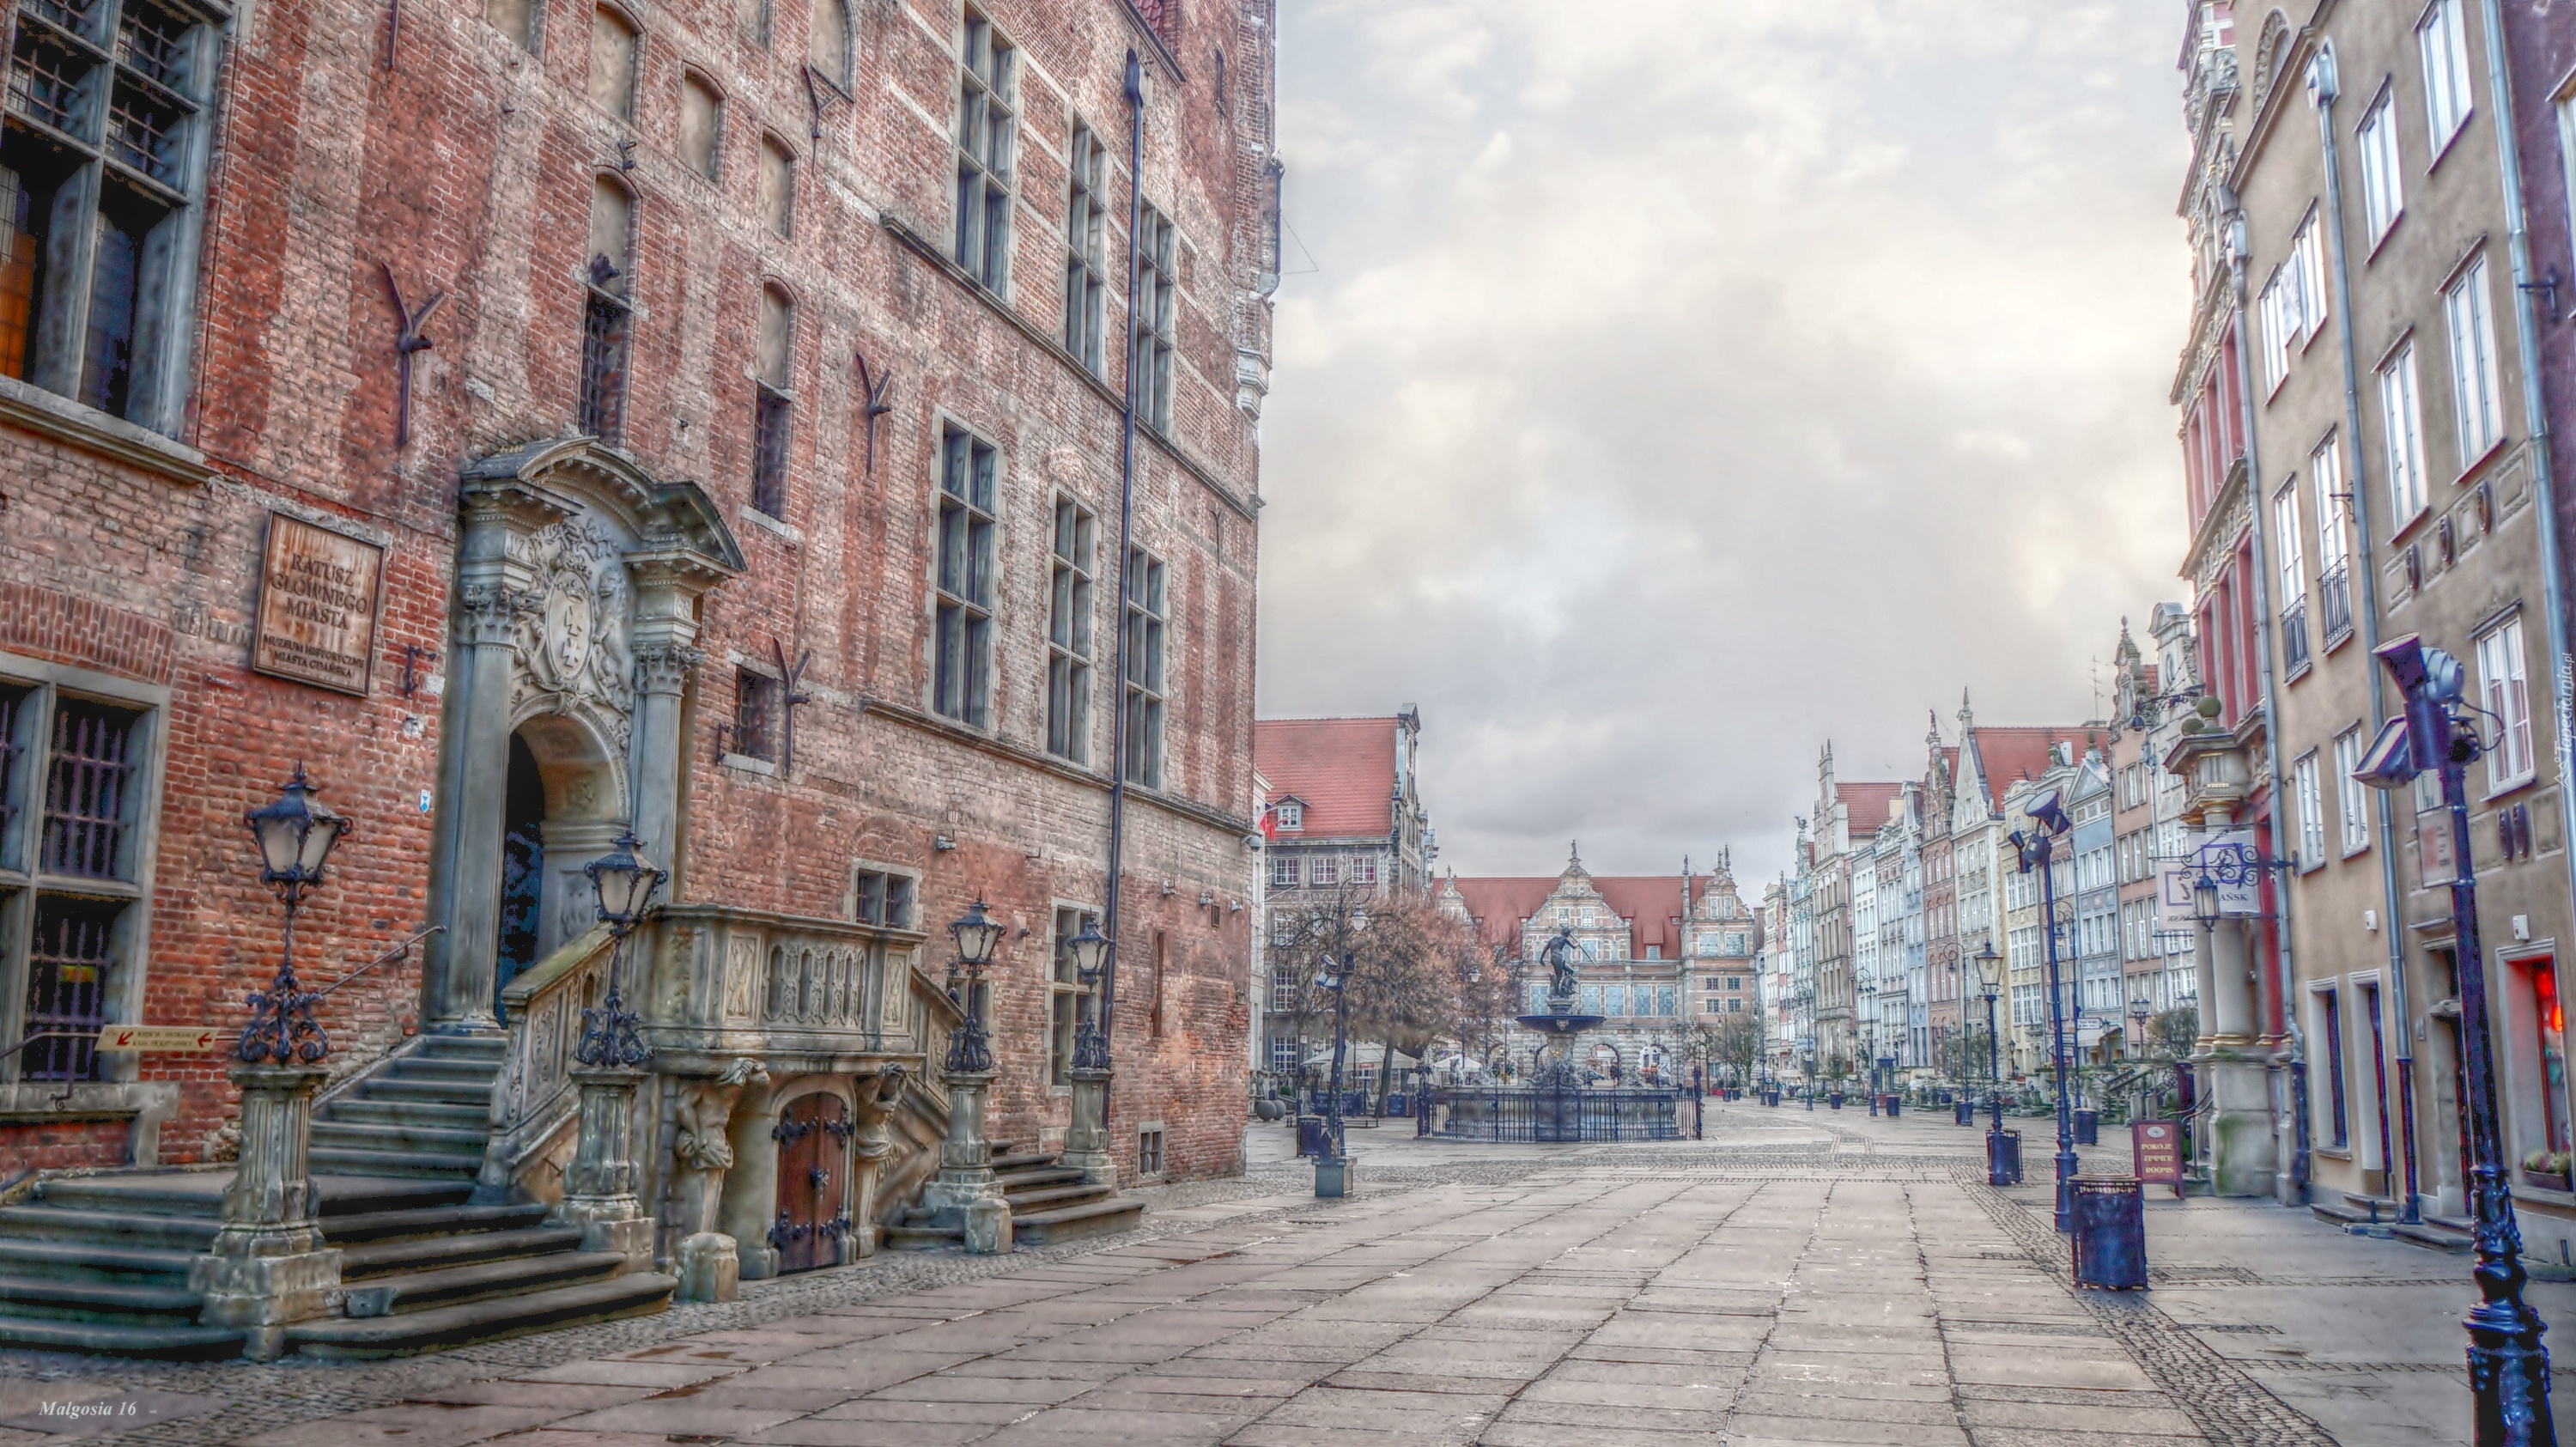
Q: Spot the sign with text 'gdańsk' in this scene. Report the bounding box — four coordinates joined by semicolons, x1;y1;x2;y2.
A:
252;513;385;696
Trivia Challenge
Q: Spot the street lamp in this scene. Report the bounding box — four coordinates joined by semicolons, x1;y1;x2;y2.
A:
944;897;1004;1073
239;765;351;1065
2129;994;2153;1063
574;829;663;1067
1317;949;1352;1161
2009;788;2079;1233
1974;940;2006;1141
2352;632;2554;1444
1066;916;1112;1071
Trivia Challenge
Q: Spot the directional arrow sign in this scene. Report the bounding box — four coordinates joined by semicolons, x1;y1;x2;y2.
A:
95;1025;221;1052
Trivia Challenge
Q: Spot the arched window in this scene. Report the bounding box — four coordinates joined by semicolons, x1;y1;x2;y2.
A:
2250;11;2292;112
680;72;723;180
581;177;635;443
752;284;793;517
759;136;795;239
809;0;853;90
589;6;639;119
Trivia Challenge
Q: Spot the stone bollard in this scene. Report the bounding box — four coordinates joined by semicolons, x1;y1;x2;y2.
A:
674;1231;739;1303
1059;1066;1115;1187
191;1064;343;1361
551;1067;655;1272
920;1070;1012;1255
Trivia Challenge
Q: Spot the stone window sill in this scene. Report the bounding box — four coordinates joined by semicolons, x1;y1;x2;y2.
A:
0;375;209;485
720;752;777;776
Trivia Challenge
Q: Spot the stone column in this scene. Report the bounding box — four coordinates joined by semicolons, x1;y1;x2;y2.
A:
191;1066;342;1361
920;1072;1011;1254
551;1067;655;1271
627;636;702;875
1060;1067;1115;1187
2167;732;2275;1199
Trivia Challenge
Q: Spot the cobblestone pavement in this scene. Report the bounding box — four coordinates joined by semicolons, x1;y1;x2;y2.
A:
0;1099;2558;1445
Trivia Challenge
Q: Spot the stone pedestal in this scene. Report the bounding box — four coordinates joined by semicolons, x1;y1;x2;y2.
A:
190;1065;343;1361
674;1231;738;1303
551;1067;654;1272
1060;1067;1115;1186
2202;1050;2278;1199
920;1071;1012;1255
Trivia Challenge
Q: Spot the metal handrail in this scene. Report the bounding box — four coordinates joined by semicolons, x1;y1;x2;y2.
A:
311;924;443;1001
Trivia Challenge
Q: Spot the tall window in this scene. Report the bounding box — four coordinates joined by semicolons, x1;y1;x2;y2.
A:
2445;256;2504;464
2258;269;2293;393
2292;209;2329;340
1133;202;1176;430
1121;546;1165;787
588;6;638;119
2358;94;2403;242
1063;123;1109;371
2317;986;2348;1151
2335;727;2371;856
680;72;722;180
933;425;998;727
2476;613;2535;791
1047;496;1095;762
752;285;792;518
2420;0;2474;152
2293;751;2324;869
0;0;223;434
807;0;851;91
581;177;635;445
954;9;1015;291
1048;905;1099;1085
735;0;770;48
759;136;794;239
2380;344;2429;525
2313;435;2353;644
2;682;155;1083
2274;481;2306;673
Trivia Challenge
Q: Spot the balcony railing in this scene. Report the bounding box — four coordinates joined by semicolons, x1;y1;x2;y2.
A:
2281;599;2311;678
2319;562;2353;648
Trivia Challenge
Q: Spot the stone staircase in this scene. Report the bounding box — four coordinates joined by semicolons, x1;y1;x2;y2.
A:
884;1146;1144;1250
0;1171;674;1360
308;1034;505;1179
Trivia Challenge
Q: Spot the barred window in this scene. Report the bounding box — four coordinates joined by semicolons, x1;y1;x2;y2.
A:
1132;201;1176;429
0;676;157;1085
0;0;224;435
933;424;998;727
730;667;777;762
580;176;634;444
1046;496;1095;762
1121;545;1164;787
1063;122;1109;370
751;284;793;518
850;866;914;927
954;8;1015;291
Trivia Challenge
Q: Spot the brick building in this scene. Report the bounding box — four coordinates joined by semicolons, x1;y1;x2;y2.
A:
0;0;1273;1328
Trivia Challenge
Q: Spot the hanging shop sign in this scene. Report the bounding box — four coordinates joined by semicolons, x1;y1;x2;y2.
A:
252;513;386;696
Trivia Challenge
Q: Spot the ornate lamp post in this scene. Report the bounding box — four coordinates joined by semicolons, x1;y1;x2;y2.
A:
197;768;357;1358
574;830;661;1068
1316;947;1352;1183
2352;635;2554;1444
1975;939;2013;1188
553;830;665;1276
2009;789;2079;1233
1060;917;1116;1186
924;898;1012;1252
2129;994;2153;1064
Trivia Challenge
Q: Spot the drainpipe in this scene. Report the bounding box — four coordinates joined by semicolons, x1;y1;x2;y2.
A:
2309;43;2419;1221
1103;50;1145;1058
2481;1;2576;1215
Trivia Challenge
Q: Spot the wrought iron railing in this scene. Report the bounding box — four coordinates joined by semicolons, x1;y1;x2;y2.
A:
2280;599;2311;677
2319;562;2353;647
1430;1081;1682;1143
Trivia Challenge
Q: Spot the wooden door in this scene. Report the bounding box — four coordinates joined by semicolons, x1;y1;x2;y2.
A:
770;1093;850;1273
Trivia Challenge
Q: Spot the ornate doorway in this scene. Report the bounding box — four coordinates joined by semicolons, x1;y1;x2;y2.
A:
770;1093;850;1273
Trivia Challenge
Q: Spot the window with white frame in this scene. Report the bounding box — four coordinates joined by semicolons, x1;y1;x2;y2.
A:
2259;269;2294;394
2292;209;2330;339
1349;854;1377;887
1274;800;1301;830
2274;481;2304;609
2294;751;2325;868
2445;255;2505;465
2476;613;2536;792
2335;727;2371;855
2313;436;2350;576
2380;343;2430;525
1309;855;1338;888
1269;854;1297;888
2359;93;2404;242
2420;0;2474;153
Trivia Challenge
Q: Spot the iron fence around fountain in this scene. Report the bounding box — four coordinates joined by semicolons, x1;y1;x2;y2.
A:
1428;1079;1683;1143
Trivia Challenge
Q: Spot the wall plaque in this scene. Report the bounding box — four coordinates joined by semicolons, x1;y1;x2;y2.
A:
252;513;385;696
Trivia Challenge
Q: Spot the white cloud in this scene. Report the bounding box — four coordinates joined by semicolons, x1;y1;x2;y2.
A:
1260;0;2192;880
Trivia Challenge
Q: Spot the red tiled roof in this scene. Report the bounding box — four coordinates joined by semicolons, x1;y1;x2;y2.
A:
1595;876;1692;958
1255;718;1397;840
1447;877;1558;949
1837;782;1904;838
1970;726;2093;793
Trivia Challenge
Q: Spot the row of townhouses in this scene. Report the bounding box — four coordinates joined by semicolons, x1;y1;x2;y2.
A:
0;0;1276;1354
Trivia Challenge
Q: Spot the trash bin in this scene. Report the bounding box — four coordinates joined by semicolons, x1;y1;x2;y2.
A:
1829;1092;1844;1110
1884;1094;1901;1119
1955;1097;1975;1126
1988;1128;2022;1187
1296;1115;1329;1158
2075;1108;2099;1146
1765;1091;1780;1106
2071;1176;2148;1290
1383;1091;1409;1118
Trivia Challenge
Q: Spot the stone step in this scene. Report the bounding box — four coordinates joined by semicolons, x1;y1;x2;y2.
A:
314;1177;479;1215
412;1034;509;1061
0;1237;197;1284
0;1273;201;1324
32;1175;228;1219
323;1098;489;1131
1010;1195;1145;1248
341;1225;585;1280
0;1315;246;1360
327;1203;553;1249
881;1223;963;1251
285;1271;676;1359
997;1166;1089;1193
342;1249;625;1317
308;1146;483;1180
1004;1182;1116;1212
2394;1220;2475;1253
351;1077;493;1107
389;1057;503;1085
989;1151;1056;1172
0;1207;222;1251
311;1121;490;1157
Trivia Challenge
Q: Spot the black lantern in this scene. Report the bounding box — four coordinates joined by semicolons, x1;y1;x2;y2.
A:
1066;916;1111;1071
944;898;1002;1074
236;768;352;1066
2191;872;2222;928
574;830;661;1068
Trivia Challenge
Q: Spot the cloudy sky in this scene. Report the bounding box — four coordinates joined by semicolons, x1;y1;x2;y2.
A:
1255;0;2196;884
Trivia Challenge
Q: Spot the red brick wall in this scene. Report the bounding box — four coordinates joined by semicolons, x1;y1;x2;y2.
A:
1;0;1266;1183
